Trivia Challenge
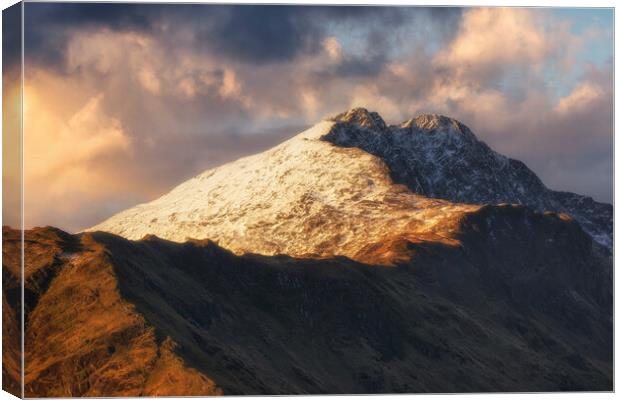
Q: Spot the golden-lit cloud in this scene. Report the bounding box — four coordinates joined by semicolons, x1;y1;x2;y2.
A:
300;87;320;120
23;69;133;229
435;8;551;76
2;74;22;228
218;68;253;107
26;93;130;179
348;84;402;122
137;66;162;95
66;30;253;107
323;36;342;61
554;82;605;115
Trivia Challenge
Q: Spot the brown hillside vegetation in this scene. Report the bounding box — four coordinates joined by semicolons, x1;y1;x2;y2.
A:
3;227;222;397
2;204;613;395
2;226;21;397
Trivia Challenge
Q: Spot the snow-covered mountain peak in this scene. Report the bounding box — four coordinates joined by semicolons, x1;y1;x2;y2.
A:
330;107;387;131
88;118;477;259
407;114;477;141
329;110;477;148
408;113;459;130
89;109;612;254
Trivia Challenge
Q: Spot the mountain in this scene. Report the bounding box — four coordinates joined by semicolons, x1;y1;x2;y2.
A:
3;215;612;395
4;108;612;396
89;108;612;256
328;110;613;249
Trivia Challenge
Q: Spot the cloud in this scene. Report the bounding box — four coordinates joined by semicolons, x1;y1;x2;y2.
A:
23;3;157;69
64;29;254;112
554;81;605;115
2;3;22;67
196;5;420;64
2;72;22;229
23;3;417;68
435;8;551;77
218;69;241;99
323;37;342;61
23;85;132;230
200;6;322;64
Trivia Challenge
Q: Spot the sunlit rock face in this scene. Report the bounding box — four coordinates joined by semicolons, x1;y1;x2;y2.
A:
89;108;612;257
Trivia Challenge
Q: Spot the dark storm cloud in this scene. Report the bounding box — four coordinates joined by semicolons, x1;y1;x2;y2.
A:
333;54;387;78
427;7;464;39
3;2;22;71
198;5;323;63
195;5;422;64
331;7;462;79
330;28;390;78
25;2;153;29
23;2;158;68
23;4;462;67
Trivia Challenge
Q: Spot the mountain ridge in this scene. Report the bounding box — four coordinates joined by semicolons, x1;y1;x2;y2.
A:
3;211;612;394
325;108;611;248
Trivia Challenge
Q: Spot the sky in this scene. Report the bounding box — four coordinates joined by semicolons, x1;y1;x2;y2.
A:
3;4;614;232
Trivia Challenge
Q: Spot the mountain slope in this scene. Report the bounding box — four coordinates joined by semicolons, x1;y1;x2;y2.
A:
4;207;612;395
89;109;612;253
2;227;223;397
89;119;478;262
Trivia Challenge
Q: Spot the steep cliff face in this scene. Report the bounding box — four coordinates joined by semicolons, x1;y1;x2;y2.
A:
4;212;612;395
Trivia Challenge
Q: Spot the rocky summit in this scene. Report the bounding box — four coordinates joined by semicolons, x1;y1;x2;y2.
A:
3;109;613;396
